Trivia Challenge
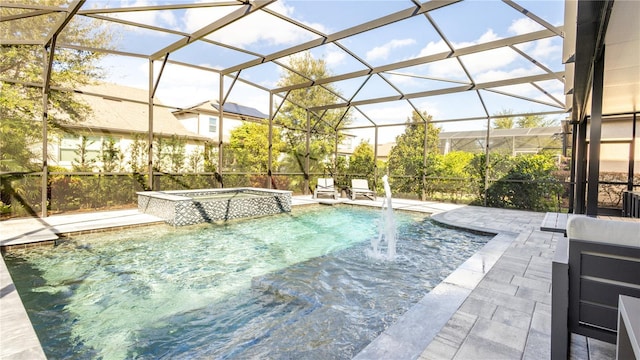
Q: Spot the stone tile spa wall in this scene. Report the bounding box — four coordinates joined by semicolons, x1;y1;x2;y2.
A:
137;188;292;226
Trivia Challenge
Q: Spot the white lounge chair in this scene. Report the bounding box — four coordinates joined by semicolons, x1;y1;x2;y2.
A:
313;178;339;199
350;179;376;200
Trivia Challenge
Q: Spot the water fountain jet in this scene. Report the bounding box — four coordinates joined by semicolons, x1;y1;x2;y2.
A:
367;175;397;261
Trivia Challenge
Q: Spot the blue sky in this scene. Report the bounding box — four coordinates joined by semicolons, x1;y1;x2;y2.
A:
95;0;566;143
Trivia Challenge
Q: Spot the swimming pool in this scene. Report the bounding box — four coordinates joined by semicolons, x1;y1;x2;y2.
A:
5;205;492;359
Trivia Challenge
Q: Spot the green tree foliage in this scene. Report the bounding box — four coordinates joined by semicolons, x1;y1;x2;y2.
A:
228;122;284;173
387;110;440;197
517;114;556;128
187;148;204;172
1;1;114;172
493;109;515;129
166;135;186;173
467;153;562;211
100;137;122;172
127;135;147;173
153;137;167;172
203;142;217;173
348;140;375;176
274;52;351;176
427;151;475;201
466;153;510;200
493;109;557;129
72;136;96;172
440;151;474;179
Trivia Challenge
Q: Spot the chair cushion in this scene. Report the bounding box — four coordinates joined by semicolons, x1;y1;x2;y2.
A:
566;216;640;248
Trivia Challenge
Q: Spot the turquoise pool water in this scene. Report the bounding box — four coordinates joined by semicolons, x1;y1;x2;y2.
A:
5;205;491;359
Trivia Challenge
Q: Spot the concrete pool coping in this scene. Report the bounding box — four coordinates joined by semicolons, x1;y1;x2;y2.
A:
0;197;614;359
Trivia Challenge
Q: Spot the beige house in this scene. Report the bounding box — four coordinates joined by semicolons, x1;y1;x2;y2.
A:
172;100;269;143
376;143;395;162
52;83;208;171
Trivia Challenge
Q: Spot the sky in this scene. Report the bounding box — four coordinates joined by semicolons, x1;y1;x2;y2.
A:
93;0;567;143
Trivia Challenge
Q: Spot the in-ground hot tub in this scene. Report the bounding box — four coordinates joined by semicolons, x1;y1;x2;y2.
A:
137;188;292;226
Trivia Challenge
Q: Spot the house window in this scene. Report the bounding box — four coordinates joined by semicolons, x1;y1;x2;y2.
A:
59;135;101;163
209;117;218;133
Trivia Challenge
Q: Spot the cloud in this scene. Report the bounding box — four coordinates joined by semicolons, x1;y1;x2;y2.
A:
182;1;322;49
489;83;539;98
508;17;544;35
106;0;177;31
415;25;561;83
100;59;220;108
158;11;177;28
412;99;441;118
508;18;561;61
474;66;542;83
528;38;563;60
324;49;346;67
532;81;565;105
417;39;450;57
363;102;428;124
415;29;506;80
385;72;416;86
457;30;501;51
366;38;416;62
153;63;220;107
460;47;520;76
153;62;274;112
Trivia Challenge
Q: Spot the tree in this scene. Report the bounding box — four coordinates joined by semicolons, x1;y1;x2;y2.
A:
486;154;562;211
72;136;96;172
153;137;170;172
494;109;557;129
387;110;440;198
228;122;284;173
100;137;122;172
493;109;515;129
127;135;147;173
466;152;562;211
187;148;204;173
436;151;474;200
165;135;186;173
125;135;149;190
517;114;556;128
274;52;351;178
348;140;375;177
203;142;217;173
1;1;114;172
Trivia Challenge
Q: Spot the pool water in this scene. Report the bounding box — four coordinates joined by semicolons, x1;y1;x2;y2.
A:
5;205;492;359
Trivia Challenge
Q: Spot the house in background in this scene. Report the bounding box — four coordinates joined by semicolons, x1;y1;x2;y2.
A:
336;133;357;165
174;102;361;164
376;143;395;162
172;100;269;143
52;83;209;172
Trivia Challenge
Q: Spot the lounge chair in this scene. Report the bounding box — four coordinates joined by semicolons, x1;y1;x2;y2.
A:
313;178;338;199
350;179;376;200
551;216;640;359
